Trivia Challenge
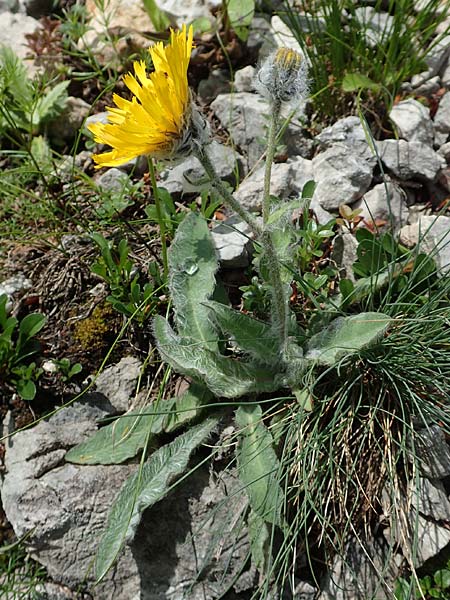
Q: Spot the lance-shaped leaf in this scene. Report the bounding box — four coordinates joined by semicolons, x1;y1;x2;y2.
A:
168;211;219;352
204;300;280;365
95;417;218;582
236;405;283;525
65;384;211;465
154;316;284;398
248;509;270;572
305;312;391;366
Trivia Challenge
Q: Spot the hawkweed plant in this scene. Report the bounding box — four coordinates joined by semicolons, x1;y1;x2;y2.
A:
76;23;450;598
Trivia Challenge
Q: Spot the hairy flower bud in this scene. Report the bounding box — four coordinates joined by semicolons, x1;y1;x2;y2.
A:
256;47;309;104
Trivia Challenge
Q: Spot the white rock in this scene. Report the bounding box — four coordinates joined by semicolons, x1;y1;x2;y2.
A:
159;141;243;195
354;181;408;231
331;233;359;282
289;155;315;195
411;75;441;97
352;7;396;47
376;139;445;181
156;0;216;28
389;99;434;146
48;96;91;146
441;57;450;87
316;116;377;167
424;34;450;76
312;144;373;211
0;273;32;312
413;424;450;477
438;141;450;162
95;167;131;193
270;15;303;53
233;66;256;93
211;216;254;268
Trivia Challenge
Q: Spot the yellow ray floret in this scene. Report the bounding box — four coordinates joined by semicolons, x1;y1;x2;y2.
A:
88;24;194;168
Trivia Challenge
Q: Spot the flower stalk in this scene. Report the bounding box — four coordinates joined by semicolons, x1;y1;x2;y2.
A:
147;157;168;280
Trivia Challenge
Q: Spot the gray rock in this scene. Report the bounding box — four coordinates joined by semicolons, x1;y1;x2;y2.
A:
0;0;20;11
413;478;450;522
353;181;408;231
385;511;450;567
233;66;256;93
95;167;132;193
418;215;450;272
197;69;231;104
442;58;450;88
315;116;377;167
318;536;403;600
289;155;315;194
48;96;90;146
294;581;318;599
389;99;434;146
94;356;142;412
159;141;243;195
1;402;252;599
234;162;296;213
1;401;140;598
434;91;450;137
411;75;441;97
331;233;359;283
156;0;216;29
0;12;40;73
312;144;373;211
414;424;450;478
376;139;445;181
85;111;109;130
424;34;450;77
247;16;274;58
211;92;308;168
310;197;335;225
270;15;304;54
211;216;255;268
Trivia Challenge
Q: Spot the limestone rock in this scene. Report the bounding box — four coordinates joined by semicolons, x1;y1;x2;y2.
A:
312;144;373;211
353;181;408;231
414;424;450;477
159;141;243;195
0;273;32;312
94;356;142;412
376;139;445;181
352;7;396;47
211;92;309;168
270;15;303;53
234;162;297;213
399;215;450;273
95;167;131;193
197;69;230;104
318;536;403;600
234;66;256;93
413;478;450;522
389;99;434;146
331;233;359;283
315;116;377;167
0;11;40;74
211;216;255;268
156;0;217;29
434;91;450;138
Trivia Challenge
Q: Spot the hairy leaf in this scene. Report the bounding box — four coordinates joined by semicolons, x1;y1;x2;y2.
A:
236;405;283;525
204;300;280;365
248;509;270;571
305;312;391;366
34;80;69;125
66;384;211;464
154;316;284;397
95;417;218;581
168;212;219;352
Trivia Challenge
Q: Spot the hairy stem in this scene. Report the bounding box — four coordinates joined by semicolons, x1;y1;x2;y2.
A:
148;157;168;280
263;98;282;224
195;146;262;236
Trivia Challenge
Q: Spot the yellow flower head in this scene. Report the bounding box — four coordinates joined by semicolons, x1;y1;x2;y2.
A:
88;25;194;168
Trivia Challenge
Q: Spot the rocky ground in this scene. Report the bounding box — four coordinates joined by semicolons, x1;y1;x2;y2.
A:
1;0;450;599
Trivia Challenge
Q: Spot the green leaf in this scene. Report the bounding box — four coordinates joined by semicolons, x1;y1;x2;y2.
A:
168;212;219;352
203;300;280;365
154;316;284;398
434;569;450;590
142;0;170;31
226;0;255;41
302;180;316;199
236;405;283;525
34;80;69;124
95;417;218;582
305;312;391;366
342;72;381;92
15;378;36;401
266;199;307;228
248;509;270;571
66;384;210;464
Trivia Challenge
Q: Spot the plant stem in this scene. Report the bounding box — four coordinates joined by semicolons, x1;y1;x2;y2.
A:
148;157;168;280
195;147;262;236
263;98;282;224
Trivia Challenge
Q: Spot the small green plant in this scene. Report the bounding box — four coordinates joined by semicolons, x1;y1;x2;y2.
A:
90;233;164;323
53;358;83;382
0;46;69;140
0;294;46;400
396;561;450;599
0;540;46;599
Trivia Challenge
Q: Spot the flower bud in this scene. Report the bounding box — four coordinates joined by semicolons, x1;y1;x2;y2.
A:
256;47;309;104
